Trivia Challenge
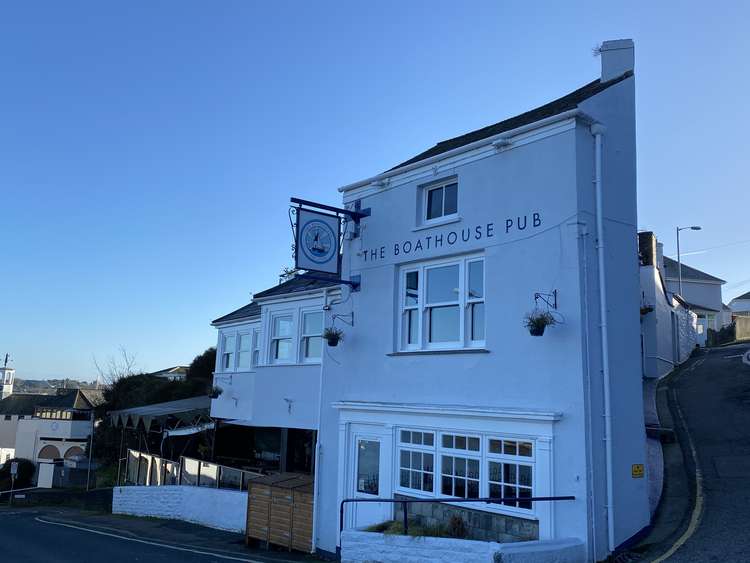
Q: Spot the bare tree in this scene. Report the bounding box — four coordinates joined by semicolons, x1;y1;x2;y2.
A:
93;346;138;387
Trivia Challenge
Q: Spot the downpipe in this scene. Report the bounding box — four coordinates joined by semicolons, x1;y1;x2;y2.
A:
592;123;616;553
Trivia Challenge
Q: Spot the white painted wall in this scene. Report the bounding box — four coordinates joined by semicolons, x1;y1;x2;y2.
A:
14;418;91;463
665;278;724;321
112;485;247;533
0;415;24;450
312;59;648;561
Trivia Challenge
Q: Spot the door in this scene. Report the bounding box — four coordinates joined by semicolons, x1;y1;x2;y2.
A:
350;436;388;529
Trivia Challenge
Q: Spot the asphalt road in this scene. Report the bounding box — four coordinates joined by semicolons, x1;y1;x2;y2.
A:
0;507;322;563
667;342;750;562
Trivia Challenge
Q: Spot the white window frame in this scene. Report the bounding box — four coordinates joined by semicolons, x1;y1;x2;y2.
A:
466;257;486;346
300;309;324;363
236;331;252;370
251;327;261;367
221;333;236;372
393;426;537;518
398;254;485;351
423;180;458;224
269;313;295;364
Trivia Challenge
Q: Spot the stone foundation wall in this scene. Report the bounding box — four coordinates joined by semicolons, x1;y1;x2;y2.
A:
393;494;538;543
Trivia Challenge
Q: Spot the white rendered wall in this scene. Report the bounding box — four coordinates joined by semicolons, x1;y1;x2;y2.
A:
112;485;247;533
665;279;723;315
0;416;22;450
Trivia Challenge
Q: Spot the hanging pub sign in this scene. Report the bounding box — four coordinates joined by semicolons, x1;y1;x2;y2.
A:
295;207;342;275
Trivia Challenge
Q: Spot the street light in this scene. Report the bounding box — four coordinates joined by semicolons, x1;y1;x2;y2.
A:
676;225;702;296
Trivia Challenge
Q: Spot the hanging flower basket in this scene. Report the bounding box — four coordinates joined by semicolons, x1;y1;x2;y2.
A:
208;386;223;399
324;327;344;347
523;311;556;337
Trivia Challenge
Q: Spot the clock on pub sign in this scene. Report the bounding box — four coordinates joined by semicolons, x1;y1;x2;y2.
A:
295;208;341;275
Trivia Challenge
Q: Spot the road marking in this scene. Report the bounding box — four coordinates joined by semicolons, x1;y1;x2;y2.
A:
650;390;704;563
724;355;743;359
34;517;264;562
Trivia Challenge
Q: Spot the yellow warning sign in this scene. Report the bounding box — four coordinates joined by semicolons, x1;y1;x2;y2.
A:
631;464;645;478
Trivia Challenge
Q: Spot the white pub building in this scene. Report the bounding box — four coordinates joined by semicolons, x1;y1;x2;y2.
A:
211;40;648;562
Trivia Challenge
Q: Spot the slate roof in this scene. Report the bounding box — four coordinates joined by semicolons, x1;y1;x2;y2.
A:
0;389;98;415
389;70;633;171
663;256;726;284
679;299;720;313
732;291;750;301
212;301;261;325
212;274;340;325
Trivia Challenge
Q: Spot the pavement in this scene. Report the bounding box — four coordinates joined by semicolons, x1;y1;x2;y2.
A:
632;341;750;562
0;506;328;563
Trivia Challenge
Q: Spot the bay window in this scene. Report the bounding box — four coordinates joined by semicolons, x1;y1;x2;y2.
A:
251;328;260;366
394;427;536;515
399;255;485;350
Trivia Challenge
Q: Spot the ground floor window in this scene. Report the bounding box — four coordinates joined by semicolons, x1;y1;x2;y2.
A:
395;427;536;515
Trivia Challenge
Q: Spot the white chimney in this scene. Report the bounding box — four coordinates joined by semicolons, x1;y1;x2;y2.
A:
600;39;634;82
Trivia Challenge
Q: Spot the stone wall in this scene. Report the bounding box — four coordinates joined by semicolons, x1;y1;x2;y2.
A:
341;530;585;563
112;485;247;533
393;494;538;543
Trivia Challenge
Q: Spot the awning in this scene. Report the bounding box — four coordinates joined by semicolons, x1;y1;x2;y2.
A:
163;421;215;437
109;396;211;431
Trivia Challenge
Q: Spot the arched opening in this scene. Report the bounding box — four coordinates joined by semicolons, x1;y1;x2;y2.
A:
64;446;85;459
38;445;61;460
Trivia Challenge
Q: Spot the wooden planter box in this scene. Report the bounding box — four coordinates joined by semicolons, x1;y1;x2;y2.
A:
246;473;314;553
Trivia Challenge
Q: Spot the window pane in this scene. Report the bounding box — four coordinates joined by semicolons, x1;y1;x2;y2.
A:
274;339;292;360
424;472;433;492
489;439;502;454
454;478;466;497
400;469;409;488
443;183;457;215
426;186;443;220
356;440;380;495
423;453;433;472
519;442;533;457
239;334;252;351
468;260;483;298
405;271;419;306
273;316;293;337
468;437;480;451
400;450;410;468
424;433;434;446
441;476;452;495
455;435;466;450
489;482;502;501
504;463;517;484
467;479;479;499
519;488;532;509
305;336;322;359
467;459;479;479
238;351;251;369
455;457;466;477
412;451;422;468
407;309;419;344
401;430;411;444
426;265;459;303
252;350;259;366
410;471;421;490
519;465;532;487
471;303;485;341
303;312;323;335
430;306;460;342
224;335;235;353
504;441;518;456
503;485;517;506
442;455;453;473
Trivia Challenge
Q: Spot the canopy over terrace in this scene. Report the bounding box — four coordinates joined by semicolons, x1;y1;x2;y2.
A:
109;396;212;434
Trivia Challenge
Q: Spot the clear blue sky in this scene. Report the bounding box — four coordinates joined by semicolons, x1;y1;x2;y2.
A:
1;2;748;379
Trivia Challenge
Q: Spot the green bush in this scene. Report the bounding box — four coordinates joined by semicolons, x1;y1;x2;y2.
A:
0;458;35;490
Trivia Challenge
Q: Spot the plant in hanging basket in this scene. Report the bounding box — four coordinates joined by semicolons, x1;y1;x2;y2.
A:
640;305;654;316
208;386;223;399
324;326;345;347
523;311;556;336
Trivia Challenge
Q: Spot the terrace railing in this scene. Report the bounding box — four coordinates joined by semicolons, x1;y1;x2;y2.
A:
122;449;263;491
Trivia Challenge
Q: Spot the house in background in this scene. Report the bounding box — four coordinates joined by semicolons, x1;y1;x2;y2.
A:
638;232;698;379
662;256;728;337
729;291;750;318
147;366;189;382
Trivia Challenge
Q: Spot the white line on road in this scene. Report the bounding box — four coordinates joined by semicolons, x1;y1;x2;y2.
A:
34;517;264;562
650;391;704;563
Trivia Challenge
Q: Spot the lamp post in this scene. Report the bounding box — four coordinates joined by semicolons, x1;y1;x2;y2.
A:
676;225;702;296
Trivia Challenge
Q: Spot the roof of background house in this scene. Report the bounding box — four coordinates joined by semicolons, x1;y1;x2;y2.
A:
732;291;750;301
663;256;726;284
723;303;732;311
0;389;100;415
679;299;721;313
147;366;188;378
389;70;633;171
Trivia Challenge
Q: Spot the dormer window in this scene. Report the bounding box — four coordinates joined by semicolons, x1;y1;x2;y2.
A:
425;181;458;222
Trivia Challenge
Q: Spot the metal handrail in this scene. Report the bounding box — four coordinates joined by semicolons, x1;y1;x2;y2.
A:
339;495;576;541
